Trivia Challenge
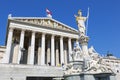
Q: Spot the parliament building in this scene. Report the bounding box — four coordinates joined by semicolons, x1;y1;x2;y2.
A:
0;14;79;80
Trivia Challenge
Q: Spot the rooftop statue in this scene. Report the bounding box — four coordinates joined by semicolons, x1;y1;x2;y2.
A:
74;10;87;37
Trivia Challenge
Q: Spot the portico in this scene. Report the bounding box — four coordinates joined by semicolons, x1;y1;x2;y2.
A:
2;17;79;66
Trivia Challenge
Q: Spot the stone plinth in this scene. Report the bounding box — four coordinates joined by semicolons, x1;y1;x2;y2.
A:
64;74;81;80
64;72;116;80
0;64;63;80
70;61;84;71
64;61;84;78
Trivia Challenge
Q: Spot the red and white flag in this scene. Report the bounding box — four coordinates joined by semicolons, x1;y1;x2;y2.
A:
46;8;52;15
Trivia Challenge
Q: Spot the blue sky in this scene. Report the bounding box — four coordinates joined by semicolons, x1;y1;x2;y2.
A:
0;0;120;58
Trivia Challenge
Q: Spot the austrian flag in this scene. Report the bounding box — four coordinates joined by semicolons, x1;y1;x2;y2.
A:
46;8;52;15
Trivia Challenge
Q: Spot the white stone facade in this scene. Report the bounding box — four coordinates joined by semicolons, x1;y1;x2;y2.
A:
0;64;63;80
102;56;120;79
0;15;79;80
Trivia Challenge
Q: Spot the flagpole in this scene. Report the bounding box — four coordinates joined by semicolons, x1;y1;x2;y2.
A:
86;7;89;36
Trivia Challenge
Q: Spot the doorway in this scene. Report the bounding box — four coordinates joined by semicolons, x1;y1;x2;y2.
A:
27;77;53;80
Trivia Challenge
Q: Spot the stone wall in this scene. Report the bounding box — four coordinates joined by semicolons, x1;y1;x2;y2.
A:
0;46;6;62
0;64;63;80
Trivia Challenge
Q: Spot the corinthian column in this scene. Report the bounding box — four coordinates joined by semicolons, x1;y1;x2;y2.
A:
55;40;59;66
64;43;68;65
17;30;25;64
27;38;31;64
68;38;72;62
12;43;19;63
51;35;55;66
28;32;35;64
60;36;64;65
37;38;41;65
2;28;14;63
41;33;46;65
47;39;50;65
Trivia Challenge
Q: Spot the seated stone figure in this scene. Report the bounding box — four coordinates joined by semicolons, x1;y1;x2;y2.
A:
64;62;82;75
71;43;83;61
85;46;113;73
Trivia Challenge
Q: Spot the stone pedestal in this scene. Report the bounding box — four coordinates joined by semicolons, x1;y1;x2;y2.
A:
64;73;116;80
64;61;84;80
79;36;89;57
70;61;84;71
64;74;81;80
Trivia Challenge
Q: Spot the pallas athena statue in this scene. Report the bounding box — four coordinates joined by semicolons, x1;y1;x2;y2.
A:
74;10;87;37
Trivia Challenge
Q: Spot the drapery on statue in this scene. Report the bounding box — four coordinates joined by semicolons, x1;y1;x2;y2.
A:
75;10;87;37
83;46;114;73
71;43;83;61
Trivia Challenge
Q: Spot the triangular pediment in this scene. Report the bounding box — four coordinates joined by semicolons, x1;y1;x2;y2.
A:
9;17;78;33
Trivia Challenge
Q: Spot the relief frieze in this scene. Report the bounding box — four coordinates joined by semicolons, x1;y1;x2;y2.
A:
15;19;76;32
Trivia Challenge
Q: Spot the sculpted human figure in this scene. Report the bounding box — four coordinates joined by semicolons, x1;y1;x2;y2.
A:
75;10;87;37
84;46;114;73
70;42;83;61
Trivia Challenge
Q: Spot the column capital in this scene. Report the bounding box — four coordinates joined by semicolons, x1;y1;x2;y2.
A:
60;36;63;39
21;29;26;34
21;29;26;32
42;33;46;35
9;27;14;31
51;34;55;37
68;37;72;40
32;31;36;34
